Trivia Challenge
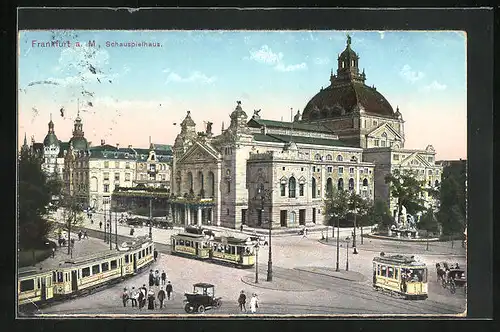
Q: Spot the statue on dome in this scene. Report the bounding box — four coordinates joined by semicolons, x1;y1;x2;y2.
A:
252;109;261;119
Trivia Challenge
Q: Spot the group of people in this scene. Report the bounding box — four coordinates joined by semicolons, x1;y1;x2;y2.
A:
77;230;89;240
238;290;259;313
121;274;174;310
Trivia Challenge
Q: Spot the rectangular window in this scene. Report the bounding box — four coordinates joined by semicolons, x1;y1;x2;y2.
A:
381;140;386;147
57;272;63;282
101;262;109;272
301;167;304;171
388;267;394;278
227;181;231;193
150;164;156;172
428;156;433;162
280;183;286;196
381;266;387;277
282;167;286;171
142;249;145;257
364;168;368;173
338;167;344;174
92;265;100;275
104;161;109;168
114;173;120;181
125;173;131;181
349;167;354;174
82;267;91;277
299;184;304;196
312;166;316;172
327;166;333;172
104;184;109;193
103;172;109;180
20;279;35;292
374;139;380;147
115;161;120;168
126;162;130;169
393;154;399;161
377;264;380;275
395;268;399;280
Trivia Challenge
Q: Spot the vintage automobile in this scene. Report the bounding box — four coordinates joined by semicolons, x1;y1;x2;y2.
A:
249;235;268;246
442;268;467;294
184;283;222;313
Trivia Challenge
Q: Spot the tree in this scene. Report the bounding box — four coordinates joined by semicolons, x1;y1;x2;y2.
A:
437;172;466;236
323;188;350;237
347;191;368;250
385;169;427;225
370;199;394;233
418;207;439;250
18;148;56;249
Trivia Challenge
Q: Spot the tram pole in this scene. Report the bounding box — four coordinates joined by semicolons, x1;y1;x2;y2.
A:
255;243;259;283
109;204;112;250
267;218;273;282
115;208;118;250
149;198;153;239
345;237;349;271
336;217;340;272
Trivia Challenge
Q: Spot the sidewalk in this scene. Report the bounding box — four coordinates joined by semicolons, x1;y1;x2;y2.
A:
294;267;366;282
240;275;317;292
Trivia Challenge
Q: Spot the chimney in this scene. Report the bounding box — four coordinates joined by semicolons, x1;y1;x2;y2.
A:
261;125;267;135
116;143;119;149
101;139;105;146
128;145;132;148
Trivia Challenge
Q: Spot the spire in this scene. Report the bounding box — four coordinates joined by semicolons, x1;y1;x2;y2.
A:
346;33;352;47
23;133;27;146
221;121;225;132
334;35;365;84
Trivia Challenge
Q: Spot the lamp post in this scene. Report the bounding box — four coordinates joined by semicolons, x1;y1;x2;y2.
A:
352;199;358;255
336;215;340;272
115;207;118;249
109;203;112;250
267;218;273;282
345;237;350;271
254;242;259;283
149;197;153;239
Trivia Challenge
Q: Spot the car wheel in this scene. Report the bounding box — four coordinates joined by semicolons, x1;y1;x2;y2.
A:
198;305;205;313
215;299;222;308
184;304;194;313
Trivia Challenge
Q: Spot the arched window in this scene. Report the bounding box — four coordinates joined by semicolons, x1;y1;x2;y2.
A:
326;178;333;195
337;178;344;191
362;178;369;187
348;178;355;191
312;177;317;198
187;172;193;191
208;171;215;197
290;211;296;224
314;154;321;161
435;180;439;187
289;177;296;198
336;155;343;162
198;171;204;190
90;177;98;192
326;154;332;161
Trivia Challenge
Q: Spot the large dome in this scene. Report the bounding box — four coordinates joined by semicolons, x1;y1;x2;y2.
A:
301;35;395;121
302;82;395;120
43;132;59;147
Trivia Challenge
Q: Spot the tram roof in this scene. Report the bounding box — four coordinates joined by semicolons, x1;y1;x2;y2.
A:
214;236;249;244
173;232;206;239
18;266;49;277
373;254;425;266
58;250;123;268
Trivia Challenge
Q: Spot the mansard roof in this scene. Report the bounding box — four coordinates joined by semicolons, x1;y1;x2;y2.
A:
252;133;351;147
247;118;334;134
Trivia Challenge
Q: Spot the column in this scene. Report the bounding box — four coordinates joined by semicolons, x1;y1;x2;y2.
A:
186;206;191;225
210;208;214;225
197;207;202;226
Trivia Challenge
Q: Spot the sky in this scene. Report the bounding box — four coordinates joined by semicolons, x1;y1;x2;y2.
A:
18;30;466;160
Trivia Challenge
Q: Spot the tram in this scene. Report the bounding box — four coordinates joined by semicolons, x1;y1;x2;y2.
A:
372;253;428;300
170;228;256;268
18;236;154;310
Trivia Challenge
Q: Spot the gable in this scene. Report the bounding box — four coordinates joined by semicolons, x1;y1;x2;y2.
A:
399;152;432;168
177;142;220;164
367;122;402;140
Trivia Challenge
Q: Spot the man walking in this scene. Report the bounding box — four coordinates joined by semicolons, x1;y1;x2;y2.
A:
149;270;155;288
154;249;158;262
78;230;82;241
122;287;129;307
130;287;138;307
157;287;166;309
161;270;167;286
166;281;173;300
83;230;89;239
99;221;102;229
238;290;247;312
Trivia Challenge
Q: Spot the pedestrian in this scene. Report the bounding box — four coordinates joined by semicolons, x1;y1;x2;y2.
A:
166;281;173;300
130;287;138;307
122;287;129;307
161;270;167;285
157;287;166;309
250;293;259;313
155;270;160;287
147;288;156;310
154;249;158;261
78;230;82;241
99;221;102;229
84;230;88;239
238;290;247;312
149;270;155;287
139;284;147;310
240;224;243;232
51;247;55;258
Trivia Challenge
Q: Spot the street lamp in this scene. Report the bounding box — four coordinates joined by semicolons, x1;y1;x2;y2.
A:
149;197;153;239
267;218;273;282
345;236;350;271
352;199;358;255
254;242;259;283
336;214;340;272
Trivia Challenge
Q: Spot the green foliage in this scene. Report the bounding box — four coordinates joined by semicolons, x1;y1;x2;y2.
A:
385;169;427;222
323;188;350;225
18;149;53;249
436;164;467;236
417;208;439;234
369;199;394;231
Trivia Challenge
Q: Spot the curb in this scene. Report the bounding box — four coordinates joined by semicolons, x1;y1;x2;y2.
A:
240;275;316;292
363;233;440;242
294;268;365;283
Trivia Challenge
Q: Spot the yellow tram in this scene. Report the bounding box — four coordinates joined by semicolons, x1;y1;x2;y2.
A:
18;267;54;306
372;254;428;300
171;232;211;259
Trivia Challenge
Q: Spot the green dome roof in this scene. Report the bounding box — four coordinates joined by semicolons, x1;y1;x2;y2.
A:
43;133;60;147
69;137;89;151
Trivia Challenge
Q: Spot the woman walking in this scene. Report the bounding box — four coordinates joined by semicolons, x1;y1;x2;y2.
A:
250;293;259;313
147;288;156;310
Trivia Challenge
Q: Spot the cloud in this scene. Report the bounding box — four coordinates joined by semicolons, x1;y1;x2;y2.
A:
275;62;308;72
248;45;284;65
421;80;447;92
313;57;330;65
165;71;217;84
246;45;307;72
378;31;385;40
399;64;425;83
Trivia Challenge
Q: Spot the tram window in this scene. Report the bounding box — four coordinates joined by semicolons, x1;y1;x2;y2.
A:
388;267;394;278
20;279;35;292
52;271;56;281
57;272;64;282
37;278;41;289
125;255;129;263
82;267;91;277
92;265;100;275
111;260;117;269
377;265;380;275
185;241;191;247
47;276;52;287
179;240;184;246
142;249;145;256
138;252;142;259
381;266;387;277
395;269;399;280
101;262;109;272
